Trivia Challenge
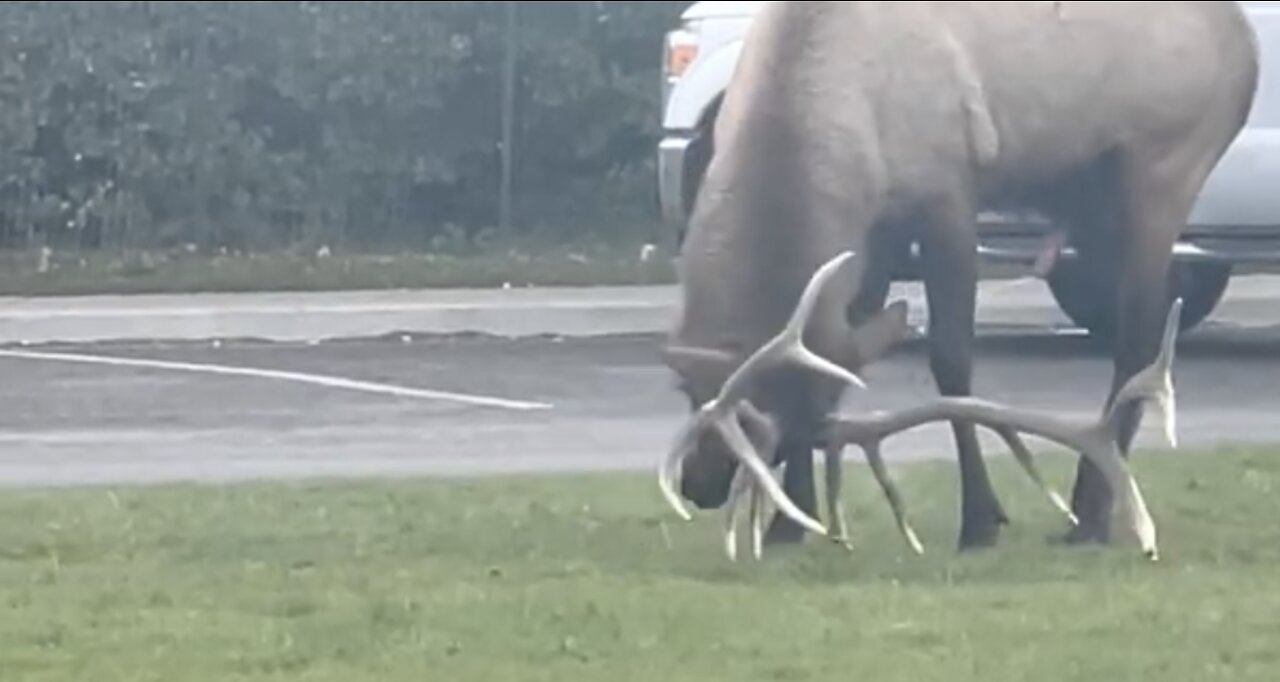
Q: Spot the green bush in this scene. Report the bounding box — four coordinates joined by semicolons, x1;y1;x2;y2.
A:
0;1;688;254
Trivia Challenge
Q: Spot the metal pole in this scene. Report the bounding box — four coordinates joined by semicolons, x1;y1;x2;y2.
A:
499;0;517;233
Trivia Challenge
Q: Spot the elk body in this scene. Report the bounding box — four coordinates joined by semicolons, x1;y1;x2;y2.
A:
662;0;1260;551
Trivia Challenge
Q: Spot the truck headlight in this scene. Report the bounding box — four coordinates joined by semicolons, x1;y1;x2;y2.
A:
664;26;699;80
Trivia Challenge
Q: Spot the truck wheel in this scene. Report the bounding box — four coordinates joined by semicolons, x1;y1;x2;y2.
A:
1045;259;1231;343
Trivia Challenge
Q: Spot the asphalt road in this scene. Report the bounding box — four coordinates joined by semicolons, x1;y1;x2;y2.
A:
0;275;1277;490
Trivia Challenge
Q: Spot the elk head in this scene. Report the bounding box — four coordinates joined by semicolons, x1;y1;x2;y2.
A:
659;296;912;512
655;250;911;535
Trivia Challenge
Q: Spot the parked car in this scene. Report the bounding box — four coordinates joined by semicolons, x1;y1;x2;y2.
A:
657;0;1280;337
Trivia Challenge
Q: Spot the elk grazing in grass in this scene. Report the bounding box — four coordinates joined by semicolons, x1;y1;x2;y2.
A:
661;0;1258;552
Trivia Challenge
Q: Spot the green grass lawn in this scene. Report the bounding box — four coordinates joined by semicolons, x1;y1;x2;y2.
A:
2;445;1279;681
0;242;677;297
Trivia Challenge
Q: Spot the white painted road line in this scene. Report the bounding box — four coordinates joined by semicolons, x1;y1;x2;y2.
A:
0;349;554;412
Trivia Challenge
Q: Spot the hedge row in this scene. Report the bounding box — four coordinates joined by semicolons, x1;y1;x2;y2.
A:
0;1;689;253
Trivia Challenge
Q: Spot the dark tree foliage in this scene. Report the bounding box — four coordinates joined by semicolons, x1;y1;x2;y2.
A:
0;0;689;252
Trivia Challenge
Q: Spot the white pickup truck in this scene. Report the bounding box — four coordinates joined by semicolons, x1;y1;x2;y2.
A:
657;1;1280;337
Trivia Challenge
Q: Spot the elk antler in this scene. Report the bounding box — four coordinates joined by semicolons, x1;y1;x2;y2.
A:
806;297;1185;562
719;363;1083;562
657;250;868;536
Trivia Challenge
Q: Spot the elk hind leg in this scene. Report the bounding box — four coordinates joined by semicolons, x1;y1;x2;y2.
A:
1067;142;1210;544
918;199;1008;551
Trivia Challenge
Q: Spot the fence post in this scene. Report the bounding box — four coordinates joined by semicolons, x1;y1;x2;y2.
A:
499;0;517;234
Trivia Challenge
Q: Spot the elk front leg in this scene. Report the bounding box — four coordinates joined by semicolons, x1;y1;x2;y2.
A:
845;218;905;327
763;431;819;545
918;203;1009;551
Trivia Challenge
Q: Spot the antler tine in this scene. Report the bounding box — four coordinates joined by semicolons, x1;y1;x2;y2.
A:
860;440;926;555
1106;297;1183;448
719;400;784;561
717;250;868;403
818;415;930;555
657;412;706;522
658;251;869;538
992;426;1079;525
722;457;779;562
823;443;854;551
749;476;771;561
723;464;750;561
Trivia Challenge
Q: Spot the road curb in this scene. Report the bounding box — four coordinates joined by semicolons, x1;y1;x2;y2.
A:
0;286;682;345
0;282;1033;346
0;274;1271;345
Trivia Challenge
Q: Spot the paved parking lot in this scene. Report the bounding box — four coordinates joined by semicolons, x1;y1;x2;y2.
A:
0;304;1277;488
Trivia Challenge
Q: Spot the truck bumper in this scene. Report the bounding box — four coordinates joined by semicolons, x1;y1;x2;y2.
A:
657;134;693;228
973;213;1280;270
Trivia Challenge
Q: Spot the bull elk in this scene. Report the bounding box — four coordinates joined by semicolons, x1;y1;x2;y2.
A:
659;251;1181;562
662;1;1257;552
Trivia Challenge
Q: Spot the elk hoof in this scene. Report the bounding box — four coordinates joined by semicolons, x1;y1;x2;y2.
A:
1052;519;1111;547
763;517;809;547
957;518;1004;552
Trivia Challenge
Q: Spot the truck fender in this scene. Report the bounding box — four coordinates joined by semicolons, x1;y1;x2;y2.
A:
663;39;744;131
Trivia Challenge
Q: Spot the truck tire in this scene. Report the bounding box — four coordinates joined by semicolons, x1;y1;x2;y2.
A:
1045;258;1231;343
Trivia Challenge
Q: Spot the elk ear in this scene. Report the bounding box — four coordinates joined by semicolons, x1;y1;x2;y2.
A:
846;299;912;366
660;344;740;401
